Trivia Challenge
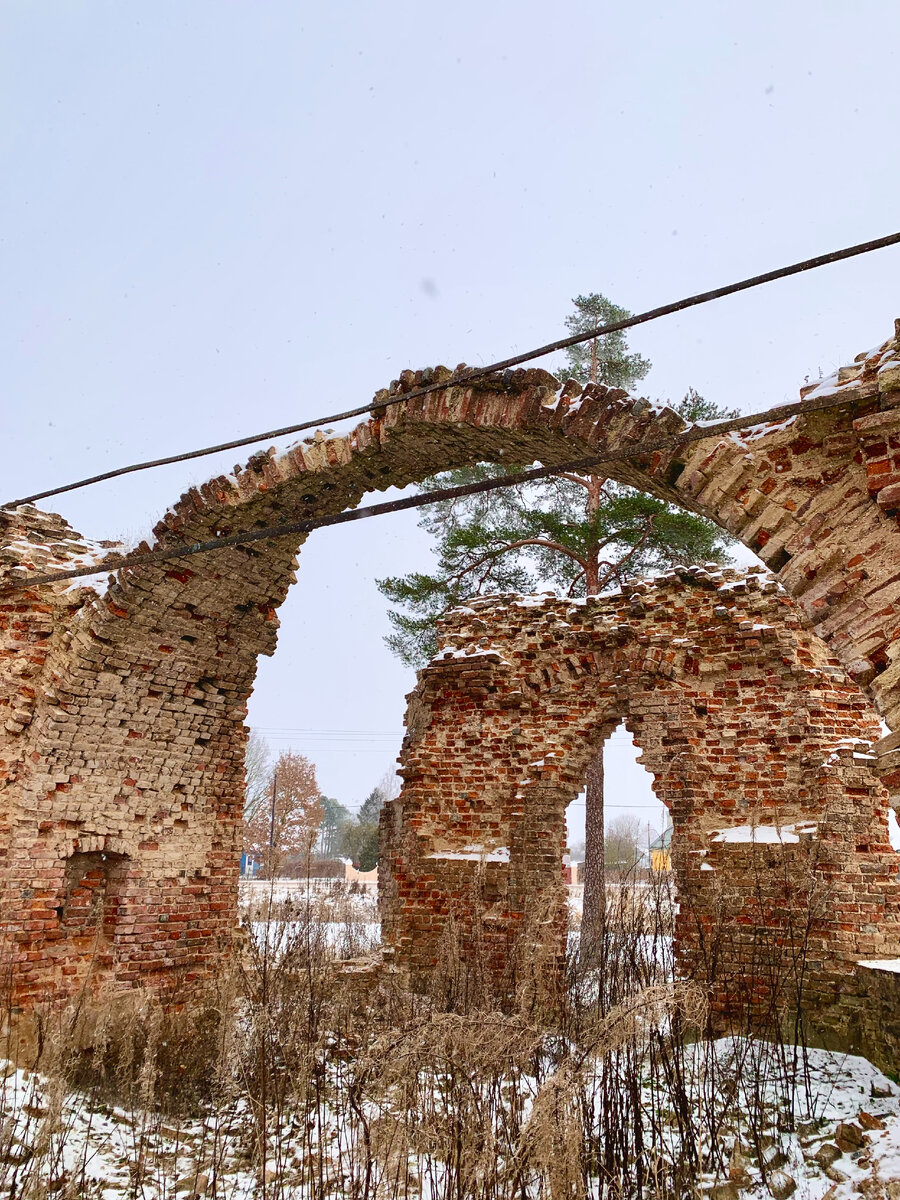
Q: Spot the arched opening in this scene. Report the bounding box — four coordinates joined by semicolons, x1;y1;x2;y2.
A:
566;723;670;877
6;330;900;1011
562;716;677;982
605;722;670;873
383;572;900;1043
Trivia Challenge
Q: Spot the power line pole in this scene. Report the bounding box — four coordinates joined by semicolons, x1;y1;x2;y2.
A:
267;771;278;880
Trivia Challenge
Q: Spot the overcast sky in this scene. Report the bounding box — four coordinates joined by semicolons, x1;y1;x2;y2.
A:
3;1;900;847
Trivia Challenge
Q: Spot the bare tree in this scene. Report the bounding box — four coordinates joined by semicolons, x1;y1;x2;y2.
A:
604;813;645;874
243;728;273;829
376;766;402;803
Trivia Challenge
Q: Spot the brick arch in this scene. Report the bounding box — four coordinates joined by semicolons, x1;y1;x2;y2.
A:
3;322;900;1006
382;568;900;1041
64;319;900;734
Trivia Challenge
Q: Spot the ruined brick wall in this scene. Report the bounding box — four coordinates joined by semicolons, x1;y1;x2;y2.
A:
382;569;900;1042
3;321;900;1009
0;508;250;1006
856;963;900;1075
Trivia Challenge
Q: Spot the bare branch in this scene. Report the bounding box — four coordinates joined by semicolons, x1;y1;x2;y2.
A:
595;515;657;593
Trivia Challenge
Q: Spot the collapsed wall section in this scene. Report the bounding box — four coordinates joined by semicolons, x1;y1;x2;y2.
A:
382;568;900;1042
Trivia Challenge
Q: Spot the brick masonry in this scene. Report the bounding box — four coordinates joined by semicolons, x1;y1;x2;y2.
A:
2;323;900;1020
856;964;900;1074
381;570;900;1046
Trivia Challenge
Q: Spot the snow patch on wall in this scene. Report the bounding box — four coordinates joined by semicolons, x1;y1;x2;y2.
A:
425;846;511;863
858;958;900;975
709;822;818;846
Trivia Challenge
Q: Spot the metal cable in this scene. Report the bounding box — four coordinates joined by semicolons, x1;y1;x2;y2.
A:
0;379;865;594
5;228;900;510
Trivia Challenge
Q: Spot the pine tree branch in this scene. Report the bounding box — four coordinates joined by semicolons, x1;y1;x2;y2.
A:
566;570;587;598
594;516;657;593
447;537;589;590
551;472;595;490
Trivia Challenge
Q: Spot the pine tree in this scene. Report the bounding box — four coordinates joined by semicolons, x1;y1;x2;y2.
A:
377;293;737;954
556;292;651;391
339;771;399;872
341;788;381;872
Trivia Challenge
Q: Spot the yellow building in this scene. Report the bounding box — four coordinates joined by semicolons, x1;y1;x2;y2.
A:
648;825;672;872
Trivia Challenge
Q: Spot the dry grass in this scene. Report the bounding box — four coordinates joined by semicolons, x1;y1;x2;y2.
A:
0;870;836;1199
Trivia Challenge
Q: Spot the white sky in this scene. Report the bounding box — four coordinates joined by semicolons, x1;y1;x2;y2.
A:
3;1;900;846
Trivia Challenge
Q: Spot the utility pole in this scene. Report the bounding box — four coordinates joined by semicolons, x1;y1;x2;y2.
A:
267;771;278;880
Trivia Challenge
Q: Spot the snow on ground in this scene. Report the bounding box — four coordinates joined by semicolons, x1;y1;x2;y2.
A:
240;882;381;957
249;918;381;956
0;1063;273;1200
237;880;379;924
4;892;900;1197
3;1032;899;1198
693;1040;900;1199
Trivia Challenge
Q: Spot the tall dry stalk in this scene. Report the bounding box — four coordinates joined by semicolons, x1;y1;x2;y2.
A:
0;864;838;1200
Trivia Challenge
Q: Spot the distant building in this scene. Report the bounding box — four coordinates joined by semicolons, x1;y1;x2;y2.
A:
340;864;376;892
563;860;583;885
240;852;262;878
344;860;378;888
648;826;672;872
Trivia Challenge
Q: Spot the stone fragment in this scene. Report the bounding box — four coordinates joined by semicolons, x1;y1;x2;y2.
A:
834;1121;866;1153
767;1170;796;1200
728;1146;752;1187
761;1144;789;1170
813;1143;843;1169
858;1110;886;1131
707;1182;740;1200
876;480;900;511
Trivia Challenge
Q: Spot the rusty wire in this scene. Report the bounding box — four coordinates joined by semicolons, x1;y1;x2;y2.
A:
5;228;900;511
0;378;871;595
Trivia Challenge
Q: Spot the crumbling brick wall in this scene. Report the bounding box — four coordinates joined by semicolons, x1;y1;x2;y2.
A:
3;321;900;1010
382;569;900;1042
0;507;250;1007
